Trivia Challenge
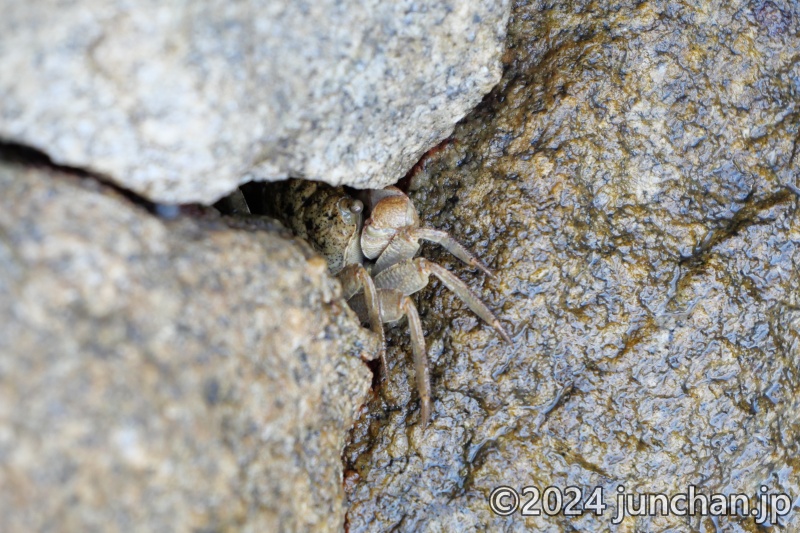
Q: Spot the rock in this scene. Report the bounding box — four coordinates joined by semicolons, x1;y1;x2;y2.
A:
345;0;800;531
0;0;510;204
0;160;377;532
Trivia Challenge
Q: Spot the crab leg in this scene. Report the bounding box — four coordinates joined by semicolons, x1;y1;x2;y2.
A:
377;289;431;429
414;228;494;277
374;258;512;344
402;295;431;429
372;227;493;277
338;264;386;372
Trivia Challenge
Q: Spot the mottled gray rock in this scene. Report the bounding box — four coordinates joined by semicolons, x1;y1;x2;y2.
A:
345;1;800;531
0;0;510;204
0;161;376;532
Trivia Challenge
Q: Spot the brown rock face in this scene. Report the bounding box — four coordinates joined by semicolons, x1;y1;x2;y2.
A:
345;1;800;531
0;162;376;532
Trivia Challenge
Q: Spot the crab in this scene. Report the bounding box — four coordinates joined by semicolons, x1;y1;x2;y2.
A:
268;180;511;428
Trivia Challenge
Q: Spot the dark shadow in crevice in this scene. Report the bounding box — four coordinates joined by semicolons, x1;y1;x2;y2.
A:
0;139;212;219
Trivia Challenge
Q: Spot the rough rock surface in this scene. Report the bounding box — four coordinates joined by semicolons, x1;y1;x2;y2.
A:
345;1;800;531
0;161;376;532
0;0;510;204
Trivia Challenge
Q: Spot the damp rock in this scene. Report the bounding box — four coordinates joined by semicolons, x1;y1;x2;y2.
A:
344;1;800;531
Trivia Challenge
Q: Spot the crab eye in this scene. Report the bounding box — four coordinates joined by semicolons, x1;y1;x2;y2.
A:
338;197;362;225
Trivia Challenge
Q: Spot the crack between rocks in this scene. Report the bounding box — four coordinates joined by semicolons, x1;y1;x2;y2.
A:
0;139;166;214
620;188;797;363
678;187;795;268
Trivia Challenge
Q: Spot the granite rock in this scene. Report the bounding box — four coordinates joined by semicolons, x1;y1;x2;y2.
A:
0;0;510;203
0;161;376;532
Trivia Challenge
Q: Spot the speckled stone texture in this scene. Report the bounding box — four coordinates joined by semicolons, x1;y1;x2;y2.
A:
344;1;800;531
0;0;510;203
0;161;376;532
